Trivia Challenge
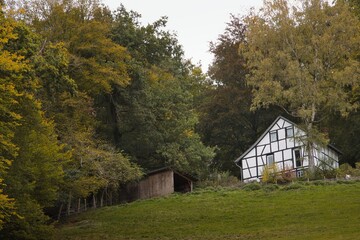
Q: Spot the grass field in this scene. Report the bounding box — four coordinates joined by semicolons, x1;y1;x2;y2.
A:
56;181;360;240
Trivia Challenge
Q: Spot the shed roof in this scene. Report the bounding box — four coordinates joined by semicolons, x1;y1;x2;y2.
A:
146;167;198;182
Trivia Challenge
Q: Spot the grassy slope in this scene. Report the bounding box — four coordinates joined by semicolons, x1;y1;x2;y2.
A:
56;182;360;240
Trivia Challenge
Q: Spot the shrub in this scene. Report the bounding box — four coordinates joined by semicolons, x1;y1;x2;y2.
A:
263;184;279;192
314;167;337;180
241;182;262;191
279;166;296;183
196;171;240;188
336;180;356;184
337;163;360;178
262;163;279;184
311;180;335;186
281;183;304;191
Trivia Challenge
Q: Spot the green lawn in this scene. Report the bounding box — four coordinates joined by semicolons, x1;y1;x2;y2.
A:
56;182;360;240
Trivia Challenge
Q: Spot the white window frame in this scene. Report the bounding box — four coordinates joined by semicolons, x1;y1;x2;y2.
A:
286;127;294;138
294;148;302;167
270;131;278;142
266;154;274;165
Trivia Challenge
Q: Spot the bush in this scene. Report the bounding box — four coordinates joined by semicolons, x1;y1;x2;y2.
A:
262;163;279;184
336;180;356;184
241;182;262;191
313;167;337;180
262;184;279;192
279;167;296;183
311;180;335;186
337;163;360;178
196;171;240;188
281;183;304;191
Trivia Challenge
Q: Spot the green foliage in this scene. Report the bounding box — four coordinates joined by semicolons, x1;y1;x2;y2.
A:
337;163;360;178
5;95;69;206
34;42;77;101
1;30;70;237
196;171;240;188
281;183;305;191
111;5;184;67
262;184;280;192
0;8;27;230
242;0;360;118
109;6;214;177
241;182;262;191
311;180;335;186
325;113;360;167
310;155;339;179
2;0;212;236
198;15;282;175
0;198;54;240
336;179;357;184
0;180;15;231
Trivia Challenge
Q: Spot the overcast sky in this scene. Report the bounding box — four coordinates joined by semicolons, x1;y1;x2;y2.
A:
103;0;264;72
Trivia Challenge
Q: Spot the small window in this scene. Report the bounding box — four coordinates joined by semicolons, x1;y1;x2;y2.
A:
270;131;277;142
266;154;274;165
294;148;302;167
296;170;304;178
286;127;294;138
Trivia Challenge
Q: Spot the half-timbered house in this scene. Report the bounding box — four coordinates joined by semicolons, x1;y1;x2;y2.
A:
235;116;341;182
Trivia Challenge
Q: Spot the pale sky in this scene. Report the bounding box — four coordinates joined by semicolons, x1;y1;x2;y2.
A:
103;0;264;72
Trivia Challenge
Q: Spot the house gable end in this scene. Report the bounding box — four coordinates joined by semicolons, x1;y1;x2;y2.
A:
235;116;294;164
235;116;341;181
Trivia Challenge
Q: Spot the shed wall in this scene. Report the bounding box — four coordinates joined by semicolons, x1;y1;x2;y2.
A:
138;170;174;199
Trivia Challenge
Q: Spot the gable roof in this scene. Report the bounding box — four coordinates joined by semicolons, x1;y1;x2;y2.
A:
234;115;342;165
234;116;291;164
328;144;343;155
146;167;198;182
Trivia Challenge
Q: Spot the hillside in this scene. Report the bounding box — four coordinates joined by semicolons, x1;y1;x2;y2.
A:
56;181;360;240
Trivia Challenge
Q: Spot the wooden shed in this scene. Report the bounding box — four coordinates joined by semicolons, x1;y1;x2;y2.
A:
119;167;195;202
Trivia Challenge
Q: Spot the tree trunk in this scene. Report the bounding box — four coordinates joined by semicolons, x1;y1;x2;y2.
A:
67;191;72;216
77;198;81;213
307;103;317;177
84;198;87;211
57;203;64;221
100;189;105;208
92;193;96;209
307;140;315;176
109;191;113;206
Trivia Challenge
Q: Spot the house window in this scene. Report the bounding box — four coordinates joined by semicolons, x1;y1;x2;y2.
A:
270;131;277;142
266;154;274;165
294;148;302;167
286;127;294;138
297;170;304;178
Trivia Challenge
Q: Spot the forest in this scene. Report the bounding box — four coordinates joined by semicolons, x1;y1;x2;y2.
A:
0;0;359;239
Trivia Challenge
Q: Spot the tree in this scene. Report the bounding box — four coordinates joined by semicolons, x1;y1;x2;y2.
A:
1;95;70;240
197;15;281;175
109;6;214;177
240;0;360;174
8;0;144;214
324;1;360;167
0;6;25;230
0;10;73;238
